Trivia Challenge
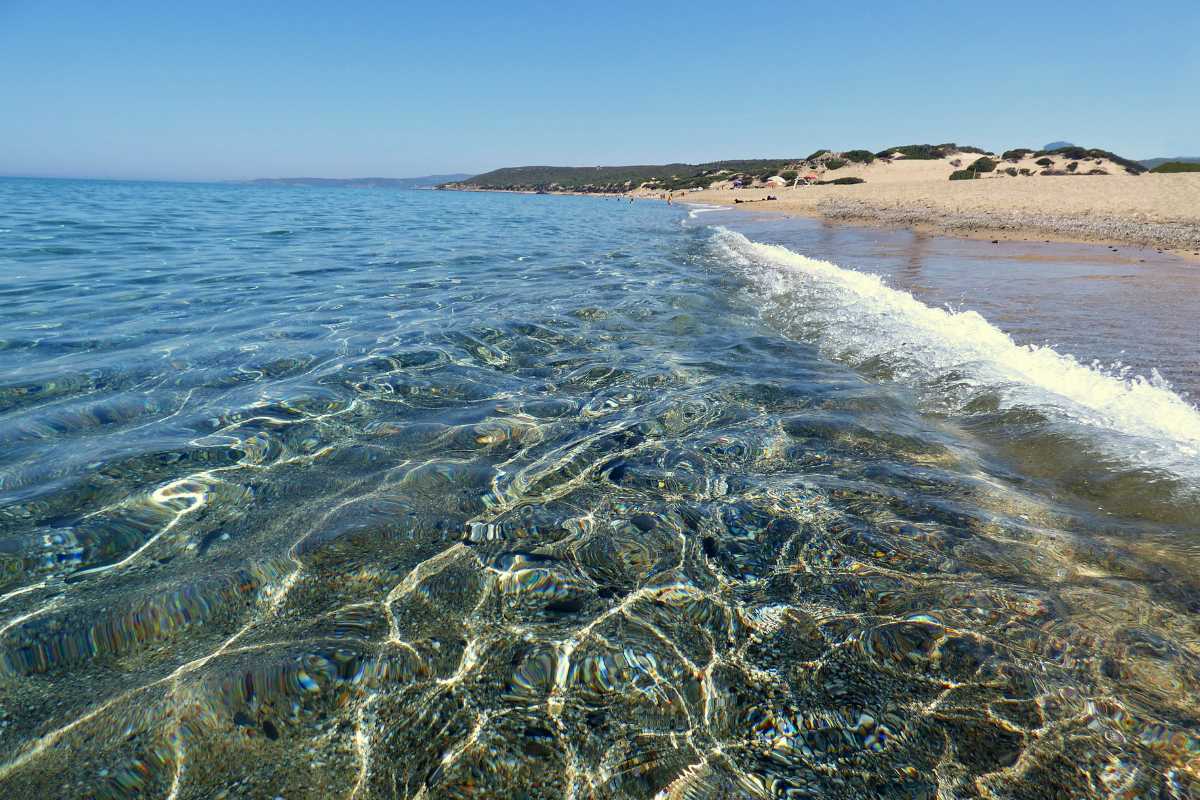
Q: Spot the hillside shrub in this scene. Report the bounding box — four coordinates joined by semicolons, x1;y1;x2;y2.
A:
1004;167;1018;176
1002;148;1033;161
1036;157;1053;167
842;150;875;163
824;158;847;170
780;170;797;181
968;157;997;173
815;176;865;185
876;144;947;160
805;149;829;161
949;170;977;180
1066;162;1078;172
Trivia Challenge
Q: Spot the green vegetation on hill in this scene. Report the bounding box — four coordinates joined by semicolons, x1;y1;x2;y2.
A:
877;144;945;160
1139;157;1200;170
842;150;875;164
948;157;997;181
875;143;987;160
444;160;801;193
1149;161;1200;173
448;143;1152;195
1035;147;1146;174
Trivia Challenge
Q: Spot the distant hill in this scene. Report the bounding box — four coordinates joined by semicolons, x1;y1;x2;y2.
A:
1042;141;1076;150
1147;161;1200;174
442;160;804;193
444;143;1157;195
248;174;472;189
1139;157;1200;170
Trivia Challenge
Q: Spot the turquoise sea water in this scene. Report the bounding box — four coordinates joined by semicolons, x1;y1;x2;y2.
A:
1;178;1198;798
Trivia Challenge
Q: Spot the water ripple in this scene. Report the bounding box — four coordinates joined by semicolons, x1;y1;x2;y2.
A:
0;179;1196;798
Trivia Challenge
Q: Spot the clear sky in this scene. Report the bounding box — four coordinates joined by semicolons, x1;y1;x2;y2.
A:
2;0;1196;180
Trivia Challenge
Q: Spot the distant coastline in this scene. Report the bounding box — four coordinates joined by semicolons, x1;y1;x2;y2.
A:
247;174;472;189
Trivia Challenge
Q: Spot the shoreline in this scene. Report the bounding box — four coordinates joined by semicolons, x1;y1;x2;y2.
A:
691;197;1200;261
664;175;1200;261
444;179;1200;261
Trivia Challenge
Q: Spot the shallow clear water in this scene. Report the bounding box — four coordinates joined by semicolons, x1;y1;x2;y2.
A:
1;178;1198;799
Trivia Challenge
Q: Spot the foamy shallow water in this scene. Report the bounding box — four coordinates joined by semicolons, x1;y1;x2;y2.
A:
713;227;1200;480
0;179;1197;798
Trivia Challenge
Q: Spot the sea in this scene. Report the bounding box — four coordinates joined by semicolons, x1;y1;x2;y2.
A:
1;177;1198;798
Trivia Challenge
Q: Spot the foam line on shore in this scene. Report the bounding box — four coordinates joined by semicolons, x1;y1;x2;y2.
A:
713;226;1200;477
685;204;727;219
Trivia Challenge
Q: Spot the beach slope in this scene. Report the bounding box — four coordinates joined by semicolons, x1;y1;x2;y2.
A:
677;172;1200;256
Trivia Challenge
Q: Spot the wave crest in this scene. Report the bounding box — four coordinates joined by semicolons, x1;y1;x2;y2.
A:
713;226;1200;479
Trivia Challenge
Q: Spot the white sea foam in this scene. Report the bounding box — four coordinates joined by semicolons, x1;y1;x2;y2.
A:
713;227;1200;477
685;204;726;219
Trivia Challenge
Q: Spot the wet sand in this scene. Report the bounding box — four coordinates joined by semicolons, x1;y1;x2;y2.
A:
672;173;1200;258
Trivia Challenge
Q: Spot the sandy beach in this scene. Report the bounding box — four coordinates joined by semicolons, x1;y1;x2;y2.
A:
667;170;1200;257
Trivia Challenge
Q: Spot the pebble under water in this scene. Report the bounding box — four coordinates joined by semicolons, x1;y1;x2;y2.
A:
1;179;1198;799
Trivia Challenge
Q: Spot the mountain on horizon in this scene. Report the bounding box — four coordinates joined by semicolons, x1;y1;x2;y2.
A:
247;174;472;189
1138;156;1200;169
1042;140;1076;150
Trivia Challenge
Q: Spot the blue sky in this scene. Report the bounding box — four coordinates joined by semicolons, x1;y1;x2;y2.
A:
2;0;1196;180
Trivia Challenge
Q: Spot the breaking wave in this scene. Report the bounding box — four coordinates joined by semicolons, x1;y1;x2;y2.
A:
713;226;1200;480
